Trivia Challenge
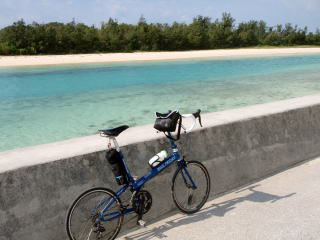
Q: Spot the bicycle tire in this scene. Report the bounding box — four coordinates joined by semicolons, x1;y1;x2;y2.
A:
66;187;123;240
171;161;210;214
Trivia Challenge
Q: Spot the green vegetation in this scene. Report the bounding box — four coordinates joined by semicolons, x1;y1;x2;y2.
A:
0;13;319;55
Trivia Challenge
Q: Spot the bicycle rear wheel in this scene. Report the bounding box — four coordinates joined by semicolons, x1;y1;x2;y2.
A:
172;161;210;214
66;187;123;240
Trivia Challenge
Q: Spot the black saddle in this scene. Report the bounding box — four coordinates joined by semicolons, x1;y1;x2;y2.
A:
99;125;129;137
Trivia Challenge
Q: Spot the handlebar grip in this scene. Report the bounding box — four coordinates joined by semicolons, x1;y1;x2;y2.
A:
192;109;203;127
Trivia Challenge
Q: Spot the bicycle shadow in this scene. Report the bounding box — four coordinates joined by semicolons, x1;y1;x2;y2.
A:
122;184;296;240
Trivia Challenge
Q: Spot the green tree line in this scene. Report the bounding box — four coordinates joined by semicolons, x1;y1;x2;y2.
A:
0;13;319;55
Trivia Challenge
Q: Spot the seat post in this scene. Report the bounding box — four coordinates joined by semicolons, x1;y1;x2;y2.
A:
111;137;120;151
110;136;134;183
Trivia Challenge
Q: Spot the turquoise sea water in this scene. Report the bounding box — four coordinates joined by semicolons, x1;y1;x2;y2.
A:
1;54;320;151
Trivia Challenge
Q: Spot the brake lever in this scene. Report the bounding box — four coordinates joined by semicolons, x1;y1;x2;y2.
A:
198;114;203;127
192;109;203;127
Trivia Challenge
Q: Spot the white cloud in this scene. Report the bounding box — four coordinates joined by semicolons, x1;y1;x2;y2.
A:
281;0;319;11
305;0;318;10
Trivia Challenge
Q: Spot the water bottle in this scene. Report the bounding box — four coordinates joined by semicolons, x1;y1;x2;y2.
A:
148;150;168;168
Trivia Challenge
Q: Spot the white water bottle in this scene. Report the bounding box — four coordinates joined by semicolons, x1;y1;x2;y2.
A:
148;150;168;168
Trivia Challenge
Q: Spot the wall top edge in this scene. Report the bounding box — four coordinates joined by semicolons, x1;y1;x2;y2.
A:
1;94;320;173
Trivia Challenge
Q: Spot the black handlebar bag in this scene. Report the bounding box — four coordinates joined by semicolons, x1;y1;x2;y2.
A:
154;111;180;132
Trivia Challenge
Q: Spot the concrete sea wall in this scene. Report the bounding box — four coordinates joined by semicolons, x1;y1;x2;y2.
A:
1;94;320;240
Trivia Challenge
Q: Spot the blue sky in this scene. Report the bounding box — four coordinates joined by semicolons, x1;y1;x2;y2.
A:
1;0;319;31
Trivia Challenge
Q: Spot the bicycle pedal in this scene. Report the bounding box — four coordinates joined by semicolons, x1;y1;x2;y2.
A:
137;219;146;227
94;226;105;233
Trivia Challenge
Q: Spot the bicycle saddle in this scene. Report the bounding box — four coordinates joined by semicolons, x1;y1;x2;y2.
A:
99;125;129;137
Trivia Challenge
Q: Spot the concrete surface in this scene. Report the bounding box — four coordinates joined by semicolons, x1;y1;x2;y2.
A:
2;93;320;173
120;157;320;240
1;94;320;239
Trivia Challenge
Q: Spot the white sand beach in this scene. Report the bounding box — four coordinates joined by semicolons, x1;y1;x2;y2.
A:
1;48;320;67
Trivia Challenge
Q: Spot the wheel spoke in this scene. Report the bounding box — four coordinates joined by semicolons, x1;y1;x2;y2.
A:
86;228;93;240
172;161;210;214
67;188;123;240
187;189;193;206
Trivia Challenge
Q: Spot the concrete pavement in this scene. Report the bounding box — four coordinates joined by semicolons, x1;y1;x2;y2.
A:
120;157;320;240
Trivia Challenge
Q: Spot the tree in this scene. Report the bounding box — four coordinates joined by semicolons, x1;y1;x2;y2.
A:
0;14;319;55
188;16;211;49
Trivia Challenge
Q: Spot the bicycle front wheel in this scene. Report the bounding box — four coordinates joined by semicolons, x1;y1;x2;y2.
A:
172;161;211;214
66;187;123;240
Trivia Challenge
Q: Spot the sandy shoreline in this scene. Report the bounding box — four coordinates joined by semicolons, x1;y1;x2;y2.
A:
1;48;320;67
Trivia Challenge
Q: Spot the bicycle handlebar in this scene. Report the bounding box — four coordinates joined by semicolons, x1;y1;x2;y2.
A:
181;109;202;133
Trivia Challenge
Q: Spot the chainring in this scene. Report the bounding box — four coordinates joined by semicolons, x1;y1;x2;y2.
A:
132;190;153;214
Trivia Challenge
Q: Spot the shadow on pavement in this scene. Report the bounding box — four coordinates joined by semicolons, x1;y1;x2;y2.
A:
123;184;296;240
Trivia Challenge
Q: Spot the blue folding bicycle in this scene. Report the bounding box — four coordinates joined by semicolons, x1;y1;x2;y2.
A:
66;110;211;240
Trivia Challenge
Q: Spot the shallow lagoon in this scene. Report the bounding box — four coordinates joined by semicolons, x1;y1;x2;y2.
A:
1;53;320;151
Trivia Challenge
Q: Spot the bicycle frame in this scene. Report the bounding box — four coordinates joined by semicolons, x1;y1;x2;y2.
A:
97;132;197;222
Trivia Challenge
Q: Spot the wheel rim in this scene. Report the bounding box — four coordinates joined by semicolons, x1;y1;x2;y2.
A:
67;189;123;240
173;162;210;212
